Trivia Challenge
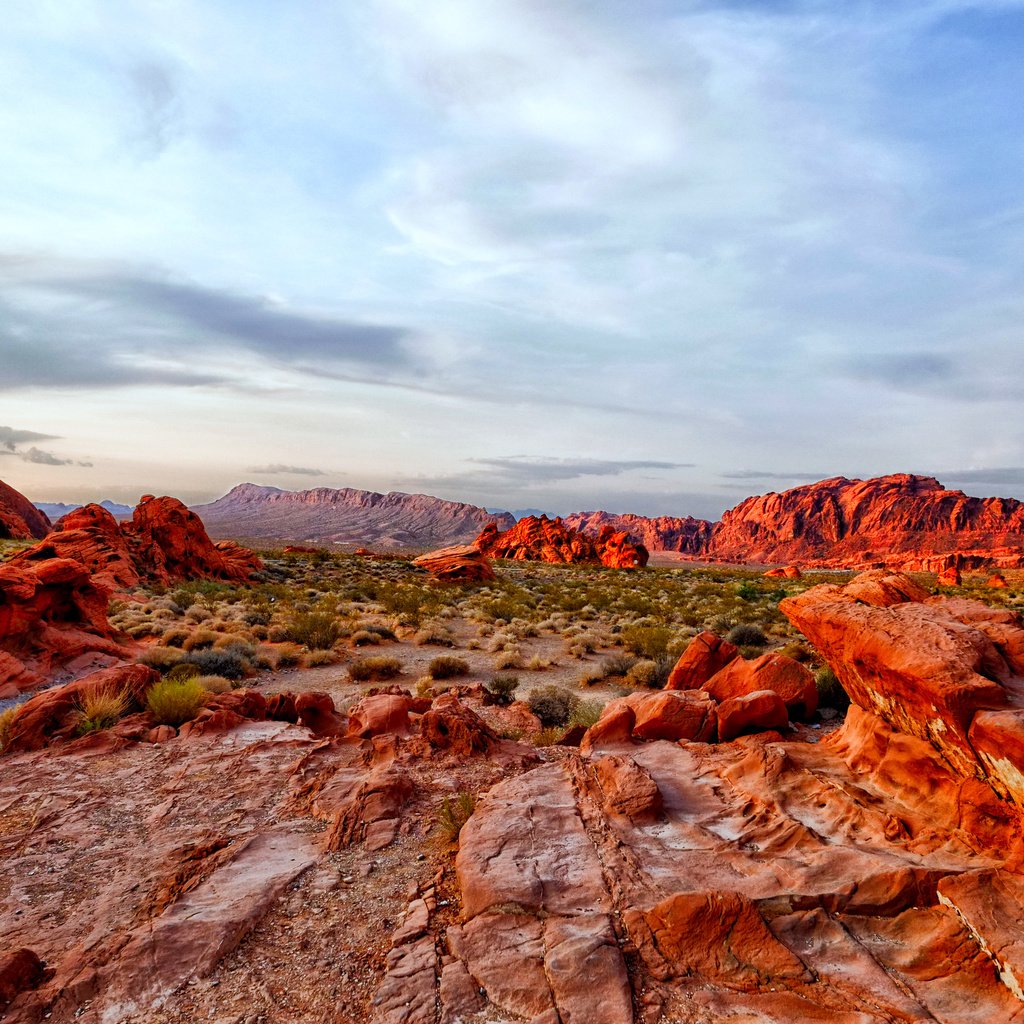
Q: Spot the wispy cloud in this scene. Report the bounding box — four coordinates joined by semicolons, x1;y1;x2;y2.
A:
0;426;59;451
248;464;327;477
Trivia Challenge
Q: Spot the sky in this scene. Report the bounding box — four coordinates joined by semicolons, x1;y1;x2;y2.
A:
3;0;1024;520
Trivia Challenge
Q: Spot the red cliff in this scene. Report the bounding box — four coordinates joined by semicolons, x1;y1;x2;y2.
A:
563;511;712;556
0;479;51;540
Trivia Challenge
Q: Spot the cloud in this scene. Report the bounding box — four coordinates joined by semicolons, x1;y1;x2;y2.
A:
0;258;418;392
248;464;328;477
0;425;59;451
128;60;184;156
465;456;693;485
938;467;1024;488
20;446;72;466
720;470;827;482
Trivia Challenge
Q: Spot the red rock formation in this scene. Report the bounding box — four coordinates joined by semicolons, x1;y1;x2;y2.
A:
716;689;789;741
14;497;261;591
0;479;50;540
702;651;818;719
0;557;130;696
710;473;1024;569
563;510;712;555
412;544;496;582
665;631;738;691
765;565;802;578
475;515;648;568
988;572;1010;588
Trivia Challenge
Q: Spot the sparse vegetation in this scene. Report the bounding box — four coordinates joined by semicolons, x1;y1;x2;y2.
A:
427;655;471;680
435;791;476;844
485;673;519;705
528;685;580;727
285;611;342;650
74;686;131;735
815;666;850;711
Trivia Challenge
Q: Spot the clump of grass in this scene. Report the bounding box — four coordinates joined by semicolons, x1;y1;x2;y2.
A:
568;698;604;729
74;686;131;735
146;678;208;727
349;656;403;682
414;624;455;647
166;662;201;684
494;650;523;670
485;673;519;705
621;624;673;658
192;674;233;694
726;623;768;647
601;652;639;678
351;629;382;647
305;648;341;667
530;726;565;747
435;791;476;844
427;655;471;680
0;706;20;752
274;643;305;668
625;656;674;689
182;627;219;651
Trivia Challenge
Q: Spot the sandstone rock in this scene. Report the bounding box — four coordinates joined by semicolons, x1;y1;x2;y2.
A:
0;478;50;540
0;948;45;1007
563;510;713;555
295;691;347;737
765;565;802;578
591;754;663;821
348;694;413;739
412;544;496;582
666;631;738;690
989;572;1010;588
420;693;497;756
631;689;718;742
476;515;648;568
717;689;789;742
703;652;818;719
781;571;1014;775
938;565;963;586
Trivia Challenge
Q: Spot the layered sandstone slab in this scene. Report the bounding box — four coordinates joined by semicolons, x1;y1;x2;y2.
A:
412;544;496;582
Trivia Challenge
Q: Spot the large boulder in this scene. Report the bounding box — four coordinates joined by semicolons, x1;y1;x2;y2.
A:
666;631;738;691
0;478;50;540
412;544;496;582
703;652;818;720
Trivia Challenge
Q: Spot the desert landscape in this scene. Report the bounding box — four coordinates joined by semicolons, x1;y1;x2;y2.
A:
5;3;1024;1022
4;471;1024;1023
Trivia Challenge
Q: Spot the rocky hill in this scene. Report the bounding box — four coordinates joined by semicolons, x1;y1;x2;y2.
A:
0;479;51;540
192;483;515;550
34;499;132;521
570;474;1024;569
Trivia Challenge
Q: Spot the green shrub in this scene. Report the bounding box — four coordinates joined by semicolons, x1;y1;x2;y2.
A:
528;685;579;727
427;656;471;680
285;611;342;650
146;678;208;727
185;647;251;680
486;673;519;705
166;662;202;684
435;791;476;844
621;624;673;658
726;623;768;646
815;666;849;711
349;656;403;682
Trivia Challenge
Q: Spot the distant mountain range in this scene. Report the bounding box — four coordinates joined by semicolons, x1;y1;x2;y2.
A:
191;483;515;550
33;499;134;521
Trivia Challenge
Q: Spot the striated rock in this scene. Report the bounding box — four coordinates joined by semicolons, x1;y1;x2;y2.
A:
0;478;51;540
703;651;818;719
666;631;738;691
631;689;718;743
765;565;802;579
295;691;346;737
0;556;129;694
412;544;496;582
192;481;515;550
475;515;648;568
938;565;963;586
716;689;789;742
564;510;713;555
348;694;413;739
420;693;497;756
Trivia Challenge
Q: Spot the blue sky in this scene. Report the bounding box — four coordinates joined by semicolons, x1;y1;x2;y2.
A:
2;0;1024;518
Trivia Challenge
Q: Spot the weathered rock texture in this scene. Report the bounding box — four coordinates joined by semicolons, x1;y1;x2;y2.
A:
0;478;51;540
412;544;496;582
476;515;649;568
193;482;515;550
569;474;1024;570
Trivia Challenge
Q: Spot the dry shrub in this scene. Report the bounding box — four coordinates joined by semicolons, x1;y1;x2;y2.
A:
434;792;476;844
348;656;403;682
75;686;131;735
427;656;470;680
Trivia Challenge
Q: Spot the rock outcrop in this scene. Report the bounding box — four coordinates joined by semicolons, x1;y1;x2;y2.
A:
13;496;261;590
564;510;712;556
0;478;50;540
192;482;515;551
476;515;649;568
412;544;496;582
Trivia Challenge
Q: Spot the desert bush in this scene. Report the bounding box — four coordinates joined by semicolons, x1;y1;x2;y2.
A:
0;706;18;752
815;666;849;711
146;678;208;727
166;662;201;684
161;626;191;648
185;647;251;680
602;652;639;678
726;623;768;647
274;643;305;668
351;629;382;647
434;791;476;844
568;698;604;729
182;627;219;652
414;624;455;647
184;604;212;623
530;726;565;747
304;648;341;667
192;674;233;694
626;655;674;689
349;656;403;682
415;677;436;699
427;656;471;680
138;646;185;673
485;673;519;705
364;623;397;641
621;624;673;659
243;609;272;626
285;611;342;650
528;685;579;728
494;650;523;670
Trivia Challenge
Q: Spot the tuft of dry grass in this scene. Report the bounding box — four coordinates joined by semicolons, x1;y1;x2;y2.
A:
75;686;131;735
434;791;476;844
348;655;403;682
0;706;19;752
